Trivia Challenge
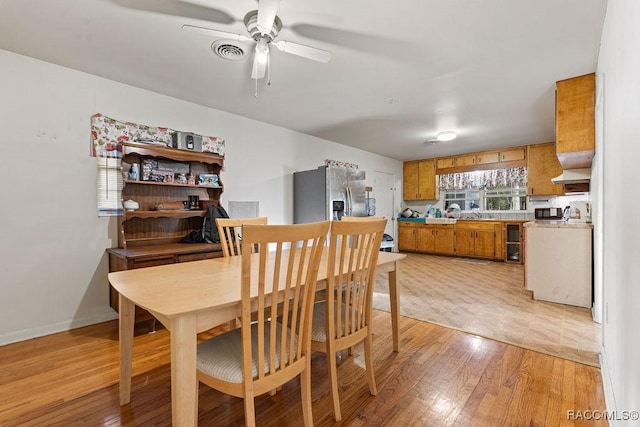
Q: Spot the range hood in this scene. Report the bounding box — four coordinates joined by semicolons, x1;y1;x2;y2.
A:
551;168;591;184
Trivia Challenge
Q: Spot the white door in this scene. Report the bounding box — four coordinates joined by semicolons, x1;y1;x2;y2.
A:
374;171;395;240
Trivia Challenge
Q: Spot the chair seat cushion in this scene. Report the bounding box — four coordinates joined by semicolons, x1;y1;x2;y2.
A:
312;301;357;342
197;321;296;383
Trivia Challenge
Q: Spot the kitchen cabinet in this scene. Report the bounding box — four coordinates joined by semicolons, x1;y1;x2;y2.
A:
431;225;455;255
107;142;225;326
499;147;526;162
436;157;456;169
398;221;418;251
527;142;563;196
417;224;455;255
555;73;595;169
435;146;527;174
397;222;455;255
455;221;499;259
403;159;435;200
477;151;500;165
455;153;477;167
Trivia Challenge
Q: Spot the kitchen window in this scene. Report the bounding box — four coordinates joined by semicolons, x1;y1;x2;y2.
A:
444;187;526;211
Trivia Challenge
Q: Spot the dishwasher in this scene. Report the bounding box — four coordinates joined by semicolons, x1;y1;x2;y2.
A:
523;221;593;308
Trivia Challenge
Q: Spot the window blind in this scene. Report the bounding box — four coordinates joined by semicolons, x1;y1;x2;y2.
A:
97;157;123;216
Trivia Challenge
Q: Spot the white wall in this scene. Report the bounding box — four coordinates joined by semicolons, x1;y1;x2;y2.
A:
596;0;640;419
0;49;403;345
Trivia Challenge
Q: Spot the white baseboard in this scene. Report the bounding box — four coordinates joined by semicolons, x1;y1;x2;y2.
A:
0;308;119;346
600;347;620;427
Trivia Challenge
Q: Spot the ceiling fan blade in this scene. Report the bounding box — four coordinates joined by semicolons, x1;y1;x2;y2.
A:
181;24;251;42
251;51;267;80
256;0;280;34
274;41;332;63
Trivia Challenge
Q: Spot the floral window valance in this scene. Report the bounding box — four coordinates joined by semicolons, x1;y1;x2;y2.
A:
90;113;226;158
438;167;527;191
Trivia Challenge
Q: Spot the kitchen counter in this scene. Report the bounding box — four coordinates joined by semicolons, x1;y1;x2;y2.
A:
524;220;593;229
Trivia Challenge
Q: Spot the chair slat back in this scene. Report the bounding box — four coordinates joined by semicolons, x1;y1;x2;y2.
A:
240;221;329;382
216;217;268;257
327;218;386;340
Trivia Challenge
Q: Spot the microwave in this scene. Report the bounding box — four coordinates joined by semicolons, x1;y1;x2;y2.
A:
534;207;564;220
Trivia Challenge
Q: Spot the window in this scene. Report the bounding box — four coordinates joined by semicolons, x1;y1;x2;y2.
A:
484;187;527;211
97;157;123;216
444;187;527;211
443;190;480;210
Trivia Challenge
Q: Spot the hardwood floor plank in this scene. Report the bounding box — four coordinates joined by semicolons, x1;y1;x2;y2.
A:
0;311;606;426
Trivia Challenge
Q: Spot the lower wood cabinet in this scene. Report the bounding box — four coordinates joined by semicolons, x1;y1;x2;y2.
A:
397;220;505;261
454;222;500;259
107;243;223;327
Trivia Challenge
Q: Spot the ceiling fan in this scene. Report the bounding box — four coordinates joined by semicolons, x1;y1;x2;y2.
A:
182;0;331;85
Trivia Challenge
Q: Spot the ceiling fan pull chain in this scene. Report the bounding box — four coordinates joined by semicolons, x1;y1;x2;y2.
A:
254;78;259;98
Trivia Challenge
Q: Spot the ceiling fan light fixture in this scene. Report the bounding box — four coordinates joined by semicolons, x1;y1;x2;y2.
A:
255;38;269;64
437;131;457;142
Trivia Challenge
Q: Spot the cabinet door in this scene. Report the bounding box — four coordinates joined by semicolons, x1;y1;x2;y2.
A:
455;229;475;257
403;162;420;200
436;157;455;169
527;143;563;196
455;154;477;167
474;230;496;258
398;224;417;251
416;226;435;253
434;227;455;255
556;73;595;168
477;151;500;165
418;160;436;200
500;147;526;162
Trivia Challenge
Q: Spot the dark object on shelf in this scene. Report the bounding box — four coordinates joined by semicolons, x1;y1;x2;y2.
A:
180;230;207;244
202;205;231;243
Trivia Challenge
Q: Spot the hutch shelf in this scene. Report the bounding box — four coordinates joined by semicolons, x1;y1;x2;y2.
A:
107;142;226;328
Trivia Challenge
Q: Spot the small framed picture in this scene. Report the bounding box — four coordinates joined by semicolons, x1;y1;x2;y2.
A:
174;173;188;184
198;173;219;186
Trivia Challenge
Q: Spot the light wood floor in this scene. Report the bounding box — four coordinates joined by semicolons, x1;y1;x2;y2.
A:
0;311;606;426
373;253;601;366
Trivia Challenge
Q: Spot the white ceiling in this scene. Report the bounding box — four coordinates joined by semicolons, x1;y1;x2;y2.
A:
0;0;607;161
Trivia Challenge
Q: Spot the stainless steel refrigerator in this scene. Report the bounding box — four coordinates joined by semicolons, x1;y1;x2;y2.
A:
293;166;367;223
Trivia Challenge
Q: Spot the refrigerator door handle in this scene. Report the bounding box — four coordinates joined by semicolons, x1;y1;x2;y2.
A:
346;186;352;216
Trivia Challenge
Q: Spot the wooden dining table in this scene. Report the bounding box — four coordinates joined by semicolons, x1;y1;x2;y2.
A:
108;249;406;426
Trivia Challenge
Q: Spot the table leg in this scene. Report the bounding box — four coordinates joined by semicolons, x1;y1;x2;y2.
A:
119;294;135;405
388;261;400;352
171;313;199;426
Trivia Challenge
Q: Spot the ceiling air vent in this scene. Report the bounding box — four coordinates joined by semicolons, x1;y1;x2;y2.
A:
211;40;245;61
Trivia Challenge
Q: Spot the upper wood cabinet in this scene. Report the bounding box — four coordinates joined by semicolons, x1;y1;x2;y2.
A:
477;151;500;165
499;147;526;162
527;142;563;196
436;157;455;169
556;73;595;169
435;147;527;174
403;159;436;201
455;153;477;167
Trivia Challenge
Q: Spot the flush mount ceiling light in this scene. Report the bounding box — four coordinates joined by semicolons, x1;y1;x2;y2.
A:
437;131;457;142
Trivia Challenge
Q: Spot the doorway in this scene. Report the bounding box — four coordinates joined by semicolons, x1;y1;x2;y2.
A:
373;171;396;241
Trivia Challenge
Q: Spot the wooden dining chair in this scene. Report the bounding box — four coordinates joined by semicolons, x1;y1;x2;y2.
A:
216;217;268;257
311;218;386;422
196;221;330;427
